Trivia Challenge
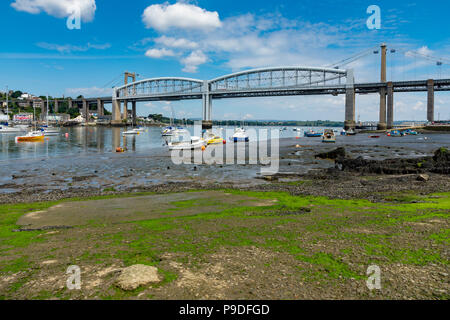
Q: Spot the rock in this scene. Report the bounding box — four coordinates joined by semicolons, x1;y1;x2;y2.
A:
263;175;278;182
115;265;161;291
417;174;430;182
315;147;346;160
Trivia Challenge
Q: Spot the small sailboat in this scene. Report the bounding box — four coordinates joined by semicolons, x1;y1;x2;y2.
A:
16;99;44;143
204;130;226;145
322;129;336;143
15;130;45;143
168;136;206;150
161;126;174;136
0;123;24;133
123;129;139;135
0;87;24;133
232;128;249;142
132;126;146;133
42;95;60;136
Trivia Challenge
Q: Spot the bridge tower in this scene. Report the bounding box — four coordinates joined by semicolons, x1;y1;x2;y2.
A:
123;72;137;125
378;43;388;130
202;80;213;129
344;69;356;130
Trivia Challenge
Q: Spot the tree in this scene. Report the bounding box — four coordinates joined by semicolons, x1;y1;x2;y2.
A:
11;91;23;99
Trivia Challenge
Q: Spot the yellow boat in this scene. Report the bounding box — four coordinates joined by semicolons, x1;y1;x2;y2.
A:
16;131;45;143
207;136;226;145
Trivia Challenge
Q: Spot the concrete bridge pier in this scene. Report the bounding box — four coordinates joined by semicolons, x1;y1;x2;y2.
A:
97;99;104;117
202;80;213;122
387;82;394;129
122;101;127;121
344;69;356;130
68;98;73;110
54;100;59;113
111;99;122;125
378;44;387;130
82;99;88;123
427;79;435;122
132;101;137;126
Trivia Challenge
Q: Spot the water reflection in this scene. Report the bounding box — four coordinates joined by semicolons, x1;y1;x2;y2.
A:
0;126;449;162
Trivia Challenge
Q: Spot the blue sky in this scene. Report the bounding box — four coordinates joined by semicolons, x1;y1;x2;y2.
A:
1;0;449;121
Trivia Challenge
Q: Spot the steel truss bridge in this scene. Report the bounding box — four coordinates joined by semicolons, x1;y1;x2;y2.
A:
112;66;450;128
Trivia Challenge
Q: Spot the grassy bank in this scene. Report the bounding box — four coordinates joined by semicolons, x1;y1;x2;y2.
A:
0;189;448;300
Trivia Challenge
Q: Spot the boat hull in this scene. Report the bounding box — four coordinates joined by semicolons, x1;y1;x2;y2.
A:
16;136;45;142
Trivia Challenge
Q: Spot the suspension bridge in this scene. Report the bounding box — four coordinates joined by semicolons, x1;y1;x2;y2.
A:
3;43;449;130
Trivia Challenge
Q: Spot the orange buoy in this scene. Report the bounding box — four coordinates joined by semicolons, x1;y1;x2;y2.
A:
201;146;206;151
116;147;125;153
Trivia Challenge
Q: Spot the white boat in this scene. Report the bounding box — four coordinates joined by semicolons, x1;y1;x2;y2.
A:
231;128;249;142
322;129;336;143
161;126;175;136
168;136;205;150
123;129;139;135
0;87;25;133
15;130;45;143
42;96;60;136
132;127;146;133
0;124;24;133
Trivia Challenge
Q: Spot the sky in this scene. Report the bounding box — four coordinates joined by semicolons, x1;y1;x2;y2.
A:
1;0;449;121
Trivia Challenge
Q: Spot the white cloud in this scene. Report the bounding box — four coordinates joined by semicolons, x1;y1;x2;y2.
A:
142;2;221;31
36;42;110;53
145;48;176;58
181;50;208;73
154;36;198;49
11;0;96;22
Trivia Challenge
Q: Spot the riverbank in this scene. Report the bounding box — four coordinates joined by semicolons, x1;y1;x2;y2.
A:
0;182;448;300
0;136;449;300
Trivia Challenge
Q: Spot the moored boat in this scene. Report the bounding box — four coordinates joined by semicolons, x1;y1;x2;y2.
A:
15;131;45;143
168;136;206;150
304;130;322;138
322;129;336;143
231;128;249;142
387;130;404;137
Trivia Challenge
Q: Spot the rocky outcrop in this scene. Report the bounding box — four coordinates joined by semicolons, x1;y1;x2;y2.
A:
335;147;450;175
115;265;161;291
315;147;346;160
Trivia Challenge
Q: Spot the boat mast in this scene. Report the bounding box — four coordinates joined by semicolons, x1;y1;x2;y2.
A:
5;86;8;124
46;95;49;127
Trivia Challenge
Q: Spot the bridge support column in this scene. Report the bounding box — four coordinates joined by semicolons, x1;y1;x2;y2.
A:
427;79;434;122
112;100;122;125
344;88;355;130
378;43;387;131
122;101;128;122
378;87;387;130
202;94;212;121
82;100;88;123
97;99;104;117
68;98;73;110
132;101;137;126
54;100;59;114
344;69;356;130
387;82;394;129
